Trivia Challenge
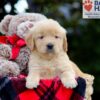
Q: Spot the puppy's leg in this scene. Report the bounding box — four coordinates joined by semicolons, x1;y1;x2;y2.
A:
60;65;77;88
26;67;40;89
70;60;94;81
69;60;94;100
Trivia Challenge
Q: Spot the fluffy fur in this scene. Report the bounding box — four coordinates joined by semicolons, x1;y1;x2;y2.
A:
0;13;47;38
25;19;94;100
0;13;94;100
0;13;47;76
25;19;88;89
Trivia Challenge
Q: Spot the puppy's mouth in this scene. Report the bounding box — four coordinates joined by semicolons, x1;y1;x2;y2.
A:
46;49;55;53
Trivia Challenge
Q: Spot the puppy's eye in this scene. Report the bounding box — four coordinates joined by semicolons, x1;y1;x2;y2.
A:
38;36;44;39
55;36;59;39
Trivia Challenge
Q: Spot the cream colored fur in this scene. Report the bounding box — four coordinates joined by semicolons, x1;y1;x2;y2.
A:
25;19;94;100
25;19;77;89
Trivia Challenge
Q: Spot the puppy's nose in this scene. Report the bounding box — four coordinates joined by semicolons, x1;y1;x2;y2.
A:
47;43;54;50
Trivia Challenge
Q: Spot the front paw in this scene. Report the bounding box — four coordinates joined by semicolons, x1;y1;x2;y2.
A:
26;77;40;89
61;77;77;88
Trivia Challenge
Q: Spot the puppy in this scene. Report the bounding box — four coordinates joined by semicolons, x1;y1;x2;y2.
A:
25;19;78;89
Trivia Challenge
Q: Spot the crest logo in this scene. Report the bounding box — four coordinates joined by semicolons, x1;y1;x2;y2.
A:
83;0;93;11
83;0;100;18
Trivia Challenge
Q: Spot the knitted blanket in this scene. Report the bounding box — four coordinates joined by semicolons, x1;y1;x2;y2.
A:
0;75;86;100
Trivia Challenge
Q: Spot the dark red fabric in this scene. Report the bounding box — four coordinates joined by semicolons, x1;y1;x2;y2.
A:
0;36;7;44
0;34;26;60
0;35;86;100
19;90;39;100
0;75;86;100
18;77;73;100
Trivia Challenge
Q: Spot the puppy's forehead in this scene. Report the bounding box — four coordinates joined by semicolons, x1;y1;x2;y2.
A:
32;19;66;36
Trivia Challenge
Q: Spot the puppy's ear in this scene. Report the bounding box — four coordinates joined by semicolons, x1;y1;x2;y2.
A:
63;35;68;52
25;33;34;51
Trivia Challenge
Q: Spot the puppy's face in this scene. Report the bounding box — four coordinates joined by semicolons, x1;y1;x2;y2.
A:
25;19;67;58
35;32;63;54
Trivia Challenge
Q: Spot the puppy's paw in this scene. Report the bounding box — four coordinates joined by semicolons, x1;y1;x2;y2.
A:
26;77;39;89
82;74;94;85
61;77;77;88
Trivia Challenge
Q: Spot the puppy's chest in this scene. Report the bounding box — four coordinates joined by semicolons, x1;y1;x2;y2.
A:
30;53;69;67
38;59;67;68
38;59;68;79
38;59;65;67
29;53;69;78
40;67;61;79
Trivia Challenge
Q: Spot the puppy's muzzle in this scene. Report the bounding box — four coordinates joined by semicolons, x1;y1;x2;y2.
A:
46;43;54;52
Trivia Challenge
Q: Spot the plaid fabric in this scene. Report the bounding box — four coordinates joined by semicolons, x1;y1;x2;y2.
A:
0;75;86;100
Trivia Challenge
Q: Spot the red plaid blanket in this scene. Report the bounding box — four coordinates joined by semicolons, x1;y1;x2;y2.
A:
0;75;86;100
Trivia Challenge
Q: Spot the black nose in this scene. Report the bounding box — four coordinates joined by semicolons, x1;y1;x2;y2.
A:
47;43;54;50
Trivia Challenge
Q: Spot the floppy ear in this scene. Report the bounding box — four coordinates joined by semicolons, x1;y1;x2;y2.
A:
63;35;68;52
25;33;34;51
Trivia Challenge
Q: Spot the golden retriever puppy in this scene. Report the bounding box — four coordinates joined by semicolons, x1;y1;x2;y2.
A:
25;19;94;96
25;19;78;89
